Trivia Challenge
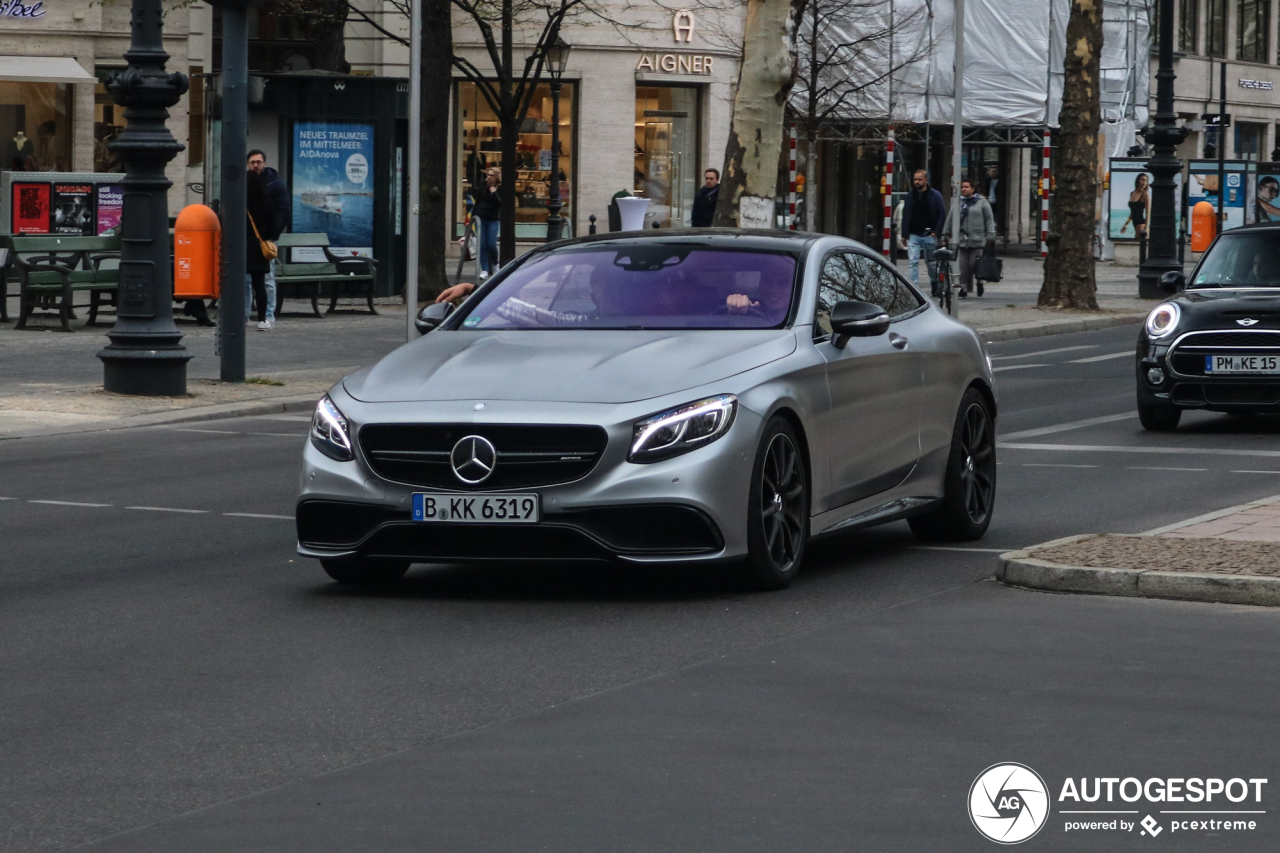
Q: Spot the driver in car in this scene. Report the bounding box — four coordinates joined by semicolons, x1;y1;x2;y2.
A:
724;276;792;320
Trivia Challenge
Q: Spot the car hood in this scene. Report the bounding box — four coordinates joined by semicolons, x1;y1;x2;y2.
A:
1176;290;1280;328
343;329;798;404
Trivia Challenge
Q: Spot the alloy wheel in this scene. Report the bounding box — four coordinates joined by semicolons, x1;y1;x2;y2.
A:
760;433;805;572
959;402;995;524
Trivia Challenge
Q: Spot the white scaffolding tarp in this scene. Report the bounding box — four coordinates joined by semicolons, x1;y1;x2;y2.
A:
799;0;1150;128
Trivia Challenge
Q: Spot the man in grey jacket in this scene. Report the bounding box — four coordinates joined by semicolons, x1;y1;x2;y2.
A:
942;178;995;297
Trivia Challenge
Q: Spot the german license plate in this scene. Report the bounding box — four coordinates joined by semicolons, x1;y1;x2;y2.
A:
412;493;539;523
1205;355;1280;374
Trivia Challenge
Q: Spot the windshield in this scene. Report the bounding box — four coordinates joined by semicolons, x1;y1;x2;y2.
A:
1191;232;1280;288
455;246;799;330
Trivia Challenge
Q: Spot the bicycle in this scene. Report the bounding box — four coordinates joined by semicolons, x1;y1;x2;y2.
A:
932;245;956;316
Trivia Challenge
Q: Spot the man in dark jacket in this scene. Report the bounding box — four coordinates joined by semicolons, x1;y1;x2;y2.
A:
248;150;290;326
691;168;720;227
901;169;947;296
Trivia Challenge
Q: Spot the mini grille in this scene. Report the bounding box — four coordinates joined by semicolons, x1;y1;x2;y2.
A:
359;423;609;491
1172;331;1280;349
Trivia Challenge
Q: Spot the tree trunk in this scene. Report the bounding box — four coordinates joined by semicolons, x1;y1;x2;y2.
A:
498;0;517;264
713;0;802;228
418;0;451;302
310;0;351;73
1038;0;1102;309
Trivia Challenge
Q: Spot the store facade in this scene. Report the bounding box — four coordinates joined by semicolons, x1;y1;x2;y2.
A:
0;0;191;209
450;5;742;240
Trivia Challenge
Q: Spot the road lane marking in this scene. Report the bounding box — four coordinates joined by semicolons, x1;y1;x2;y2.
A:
912;546;1008;553
1023;463;1099;468
126;506;210;514
0;497;15;501
1127;466;1209;472
1000;412;1135;441
246;432;306;437
1233;470;1280;474
171;428;301;438
223;512;294;520
989;345;1098;361
1067;351;1132;363
255;414;314;422
171;428;241;434
992;364;1049;372
999;442;1280;458
28;500;112;507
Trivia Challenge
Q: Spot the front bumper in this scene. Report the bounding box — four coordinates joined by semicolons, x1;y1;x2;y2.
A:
297;390;764;564
1139;339;1280;410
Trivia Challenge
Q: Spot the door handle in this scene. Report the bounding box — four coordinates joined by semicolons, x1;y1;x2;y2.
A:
890;333;909;350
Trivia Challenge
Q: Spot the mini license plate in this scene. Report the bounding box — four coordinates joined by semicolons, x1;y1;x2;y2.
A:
1205;355;1280;374
412;493;539;523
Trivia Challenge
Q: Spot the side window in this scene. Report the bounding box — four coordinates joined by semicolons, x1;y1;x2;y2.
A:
814;252;857;337
849;254;924;319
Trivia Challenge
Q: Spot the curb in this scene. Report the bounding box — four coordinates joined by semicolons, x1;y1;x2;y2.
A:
973;313;1145;342
0;393;321;441
997;539;1280;607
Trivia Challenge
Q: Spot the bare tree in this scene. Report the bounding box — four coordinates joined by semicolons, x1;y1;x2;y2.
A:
791;0;929;231
1039;0;1101;309
713;0;808;228
267;0;352;72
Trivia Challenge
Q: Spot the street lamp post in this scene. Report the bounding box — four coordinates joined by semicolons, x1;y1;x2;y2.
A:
545;37;571;243
98;0;191;395
1136;0;1187;300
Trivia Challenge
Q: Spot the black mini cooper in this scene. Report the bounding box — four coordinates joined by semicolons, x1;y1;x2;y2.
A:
1137;224;1280;430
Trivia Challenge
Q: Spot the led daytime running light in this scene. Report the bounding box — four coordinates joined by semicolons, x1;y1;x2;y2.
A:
630;395;737;462
311;395;354;461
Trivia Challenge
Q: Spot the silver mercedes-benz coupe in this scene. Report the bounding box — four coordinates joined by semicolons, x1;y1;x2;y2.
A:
298;230;998;589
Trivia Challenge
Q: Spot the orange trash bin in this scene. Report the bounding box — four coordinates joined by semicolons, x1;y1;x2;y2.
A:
174;204;221;299
1190;200;1217;253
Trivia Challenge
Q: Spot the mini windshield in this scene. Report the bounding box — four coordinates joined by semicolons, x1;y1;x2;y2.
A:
1191;232;1280;288
455;245;799;330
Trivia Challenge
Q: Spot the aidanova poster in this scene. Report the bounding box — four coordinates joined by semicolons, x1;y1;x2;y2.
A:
292;122;374;262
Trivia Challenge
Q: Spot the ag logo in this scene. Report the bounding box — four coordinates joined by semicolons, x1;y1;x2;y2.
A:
969;763;1050;844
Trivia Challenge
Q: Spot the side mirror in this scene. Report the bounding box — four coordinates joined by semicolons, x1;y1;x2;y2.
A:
830;300;890;348
1159;271;1186;294
415;301;453;335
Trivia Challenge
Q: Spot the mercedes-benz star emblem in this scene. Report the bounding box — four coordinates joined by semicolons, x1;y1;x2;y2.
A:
450;435;497;484
1237;318;1260;326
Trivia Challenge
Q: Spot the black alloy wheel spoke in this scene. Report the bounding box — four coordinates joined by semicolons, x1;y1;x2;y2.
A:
959;402;994;524
760;433;805;572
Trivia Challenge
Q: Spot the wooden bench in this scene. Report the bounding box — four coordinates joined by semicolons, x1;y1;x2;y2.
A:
2;233;122;332
274;233;378;318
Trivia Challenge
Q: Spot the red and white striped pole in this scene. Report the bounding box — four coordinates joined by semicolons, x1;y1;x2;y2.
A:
882;129;895;256
788;123;797;230
1040;127;1051;258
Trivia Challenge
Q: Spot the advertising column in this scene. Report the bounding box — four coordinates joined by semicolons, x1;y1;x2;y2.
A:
291;122;375;262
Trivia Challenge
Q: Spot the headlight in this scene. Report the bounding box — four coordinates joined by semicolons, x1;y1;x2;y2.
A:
311;395;354;461
629;395;737;463
1145;302;1181;339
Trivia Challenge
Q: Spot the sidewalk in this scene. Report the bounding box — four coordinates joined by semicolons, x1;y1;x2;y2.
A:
998;494;1280;606
0;255;1156;438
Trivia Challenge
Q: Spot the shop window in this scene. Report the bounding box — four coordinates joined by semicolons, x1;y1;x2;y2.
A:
634;86;700;227
1236;122;1265;161
455;80;576;240
94;68;127;173
0;81;72;172
1207;0;1227;57
1178;0;1198;53
1237;0;1269;63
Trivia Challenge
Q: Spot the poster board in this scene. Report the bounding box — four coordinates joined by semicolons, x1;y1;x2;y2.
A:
1;171;129;235
290;122;375;262
1187;160;1255;231
1254;162;1280;223
1106;158;1183;242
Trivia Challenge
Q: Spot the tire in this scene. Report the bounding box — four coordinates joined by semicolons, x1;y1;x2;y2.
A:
1138;400;1181;431
909;388;997;542
741;417;809;591
320;558;410;586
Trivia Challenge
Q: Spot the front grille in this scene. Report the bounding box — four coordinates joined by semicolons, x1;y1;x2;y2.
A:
359;423;609;491
1172;331;1280;349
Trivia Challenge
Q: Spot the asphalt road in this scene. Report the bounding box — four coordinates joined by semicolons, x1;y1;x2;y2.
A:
3;323;1280;852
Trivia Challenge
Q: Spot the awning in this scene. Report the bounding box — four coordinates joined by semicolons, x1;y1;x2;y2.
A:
0;56;96;85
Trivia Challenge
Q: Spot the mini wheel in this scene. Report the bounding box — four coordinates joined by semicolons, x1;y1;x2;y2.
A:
1138;400;1181;431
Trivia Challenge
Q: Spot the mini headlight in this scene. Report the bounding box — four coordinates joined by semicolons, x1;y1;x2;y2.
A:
311;395;354;461
629;395;737;463
1145;302;1181;339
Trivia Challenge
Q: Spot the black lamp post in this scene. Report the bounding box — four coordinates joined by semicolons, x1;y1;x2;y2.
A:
98;0;191;395
545;37;571;242
1136;0;1187;300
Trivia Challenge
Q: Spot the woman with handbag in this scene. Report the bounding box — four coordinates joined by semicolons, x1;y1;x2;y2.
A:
245;170;279;330
941;178;995;298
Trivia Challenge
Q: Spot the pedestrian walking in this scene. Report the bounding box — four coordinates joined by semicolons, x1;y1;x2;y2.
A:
472;167;502;279
245;170;278;330
691;168;720;227
942;178;996;297
247;149;290;328
901;169;946;296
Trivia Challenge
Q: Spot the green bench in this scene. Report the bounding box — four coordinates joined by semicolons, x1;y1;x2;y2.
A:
2;233;121;332
275;233;378;318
